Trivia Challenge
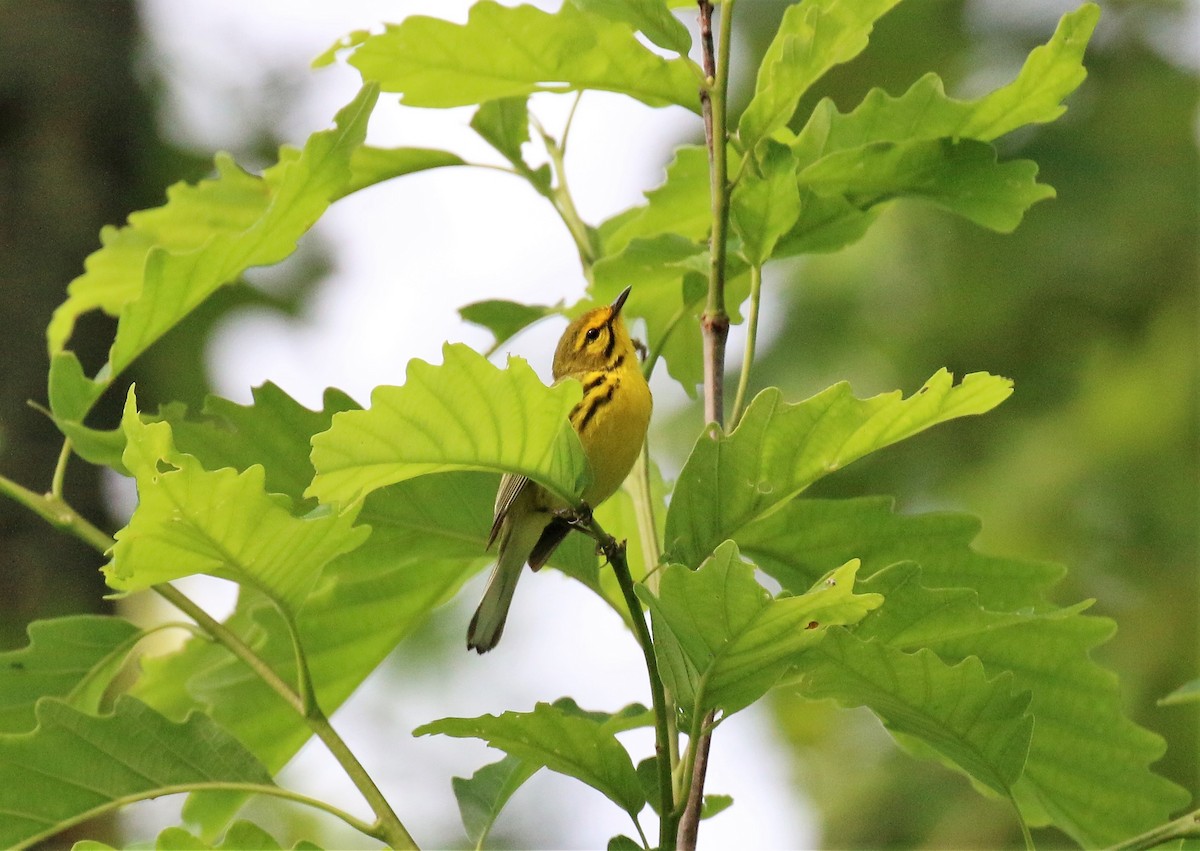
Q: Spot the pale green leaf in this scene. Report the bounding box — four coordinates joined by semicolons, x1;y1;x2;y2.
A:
349;1;700;111
664;370;1013;567
795;627;1033;798
639;545;882;717
730;140;802;264
599;145;719;255
337;145;466;199
458;299;559;353
416;701;646;818
739;500;1189;846
773;190;879;257
469;98;554;194
0;697;273;850
738;0;903;151
569;0;692;55
308;343;590;507
0;616;143;733
108;389;368;613
798;138;1054;233
47;86;377;424
453;755;539;848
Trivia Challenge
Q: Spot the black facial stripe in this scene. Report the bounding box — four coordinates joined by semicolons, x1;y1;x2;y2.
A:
602;315;617;359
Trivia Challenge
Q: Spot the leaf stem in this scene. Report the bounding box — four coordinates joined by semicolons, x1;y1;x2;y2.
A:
50;438;72;498
14;780;380;851
534;118;599;270
728;263;763;428
578;515;676;849
1105;808;1200;851
0;476;418;848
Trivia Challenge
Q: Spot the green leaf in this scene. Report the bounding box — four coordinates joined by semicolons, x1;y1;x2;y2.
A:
737;496;1062;612
416;701;646;818
0;696;273;850
458;299;559;353
599;145;718;254
795;626;1033;798
701;794;733;820
0;616;143;733
1160;678;1200;706
452;755;540;848
738;0;903;151
145;478;491;828
798;138;1054;232
108;388;368;613
639;545;882;717
47;85;377;423
772;190;879;257
740;500;1189;846
569;0;692;55
730;140;802;264
160;383;360;506
664;370;1013;567
337;145;466;200
349;1;700;111
128;820;299;851
307;343;590;507
470;98;554;195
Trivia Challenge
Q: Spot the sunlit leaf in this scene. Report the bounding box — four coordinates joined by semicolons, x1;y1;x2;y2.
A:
349;1;700;111
47;86;377;425
1160;678;1200;706
664;371;1013;567
738;0;903;151
0;616;143;733
108;388;368;613
598;145;716;255
0;697;273;850
308;343;590;507
639;545;882;717
416;700;646;818
569;0;692;55
337;145;467;199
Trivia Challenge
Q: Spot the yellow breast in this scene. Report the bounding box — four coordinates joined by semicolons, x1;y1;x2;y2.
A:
571;360;652;507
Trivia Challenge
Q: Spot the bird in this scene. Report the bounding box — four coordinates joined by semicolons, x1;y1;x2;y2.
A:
467;286;652;653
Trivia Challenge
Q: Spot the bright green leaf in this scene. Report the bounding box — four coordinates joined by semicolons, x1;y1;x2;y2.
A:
599;145;716;254
772;190;879;257
795;627;1033;798
458;299;559;353
738;0;903;151
47;86;377;424
108;388;368;613
452;755;540;848
701;793;734;820
639;545;882;717
664;370;1013;567
349;2;700;111
308;343;590;507
0;616;143;733
336;145;467;200
416;701;646;818
0;697;274;850
730;140;802;264
798;138;1054;232
569;0;692;55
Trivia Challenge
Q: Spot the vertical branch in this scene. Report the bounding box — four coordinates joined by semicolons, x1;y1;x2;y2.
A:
698;0;734;428
681;2;737;847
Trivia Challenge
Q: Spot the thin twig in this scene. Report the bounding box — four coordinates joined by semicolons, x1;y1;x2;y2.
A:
728;263;763;427
1105;808;1200;851
576;514;677;849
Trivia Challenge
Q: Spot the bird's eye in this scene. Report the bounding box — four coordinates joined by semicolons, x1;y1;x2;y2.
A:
585;327;601;342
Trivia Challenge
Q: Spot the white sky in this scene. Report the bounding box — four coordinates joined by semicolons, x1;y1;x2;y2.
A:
130;1;815;848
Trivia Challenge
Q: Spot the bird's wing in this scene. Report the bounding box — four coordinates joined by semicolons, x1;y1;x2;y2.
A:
488;472;530;549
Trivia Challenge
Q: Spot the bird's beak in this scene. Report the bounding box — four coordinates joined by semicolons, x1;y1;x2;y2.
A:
610;286;632;317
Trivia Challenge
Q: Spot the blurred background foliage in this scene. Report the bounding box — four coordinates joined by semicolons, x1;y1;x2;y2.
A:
1;1;1195;848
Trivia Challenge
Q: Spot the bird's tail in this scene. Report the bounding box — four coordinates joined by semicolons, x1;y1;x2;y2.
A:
467;515;542;653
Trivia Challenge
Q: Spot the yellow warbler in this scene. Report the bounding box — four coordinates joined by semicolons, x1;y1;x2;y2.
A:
467;286;652;653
